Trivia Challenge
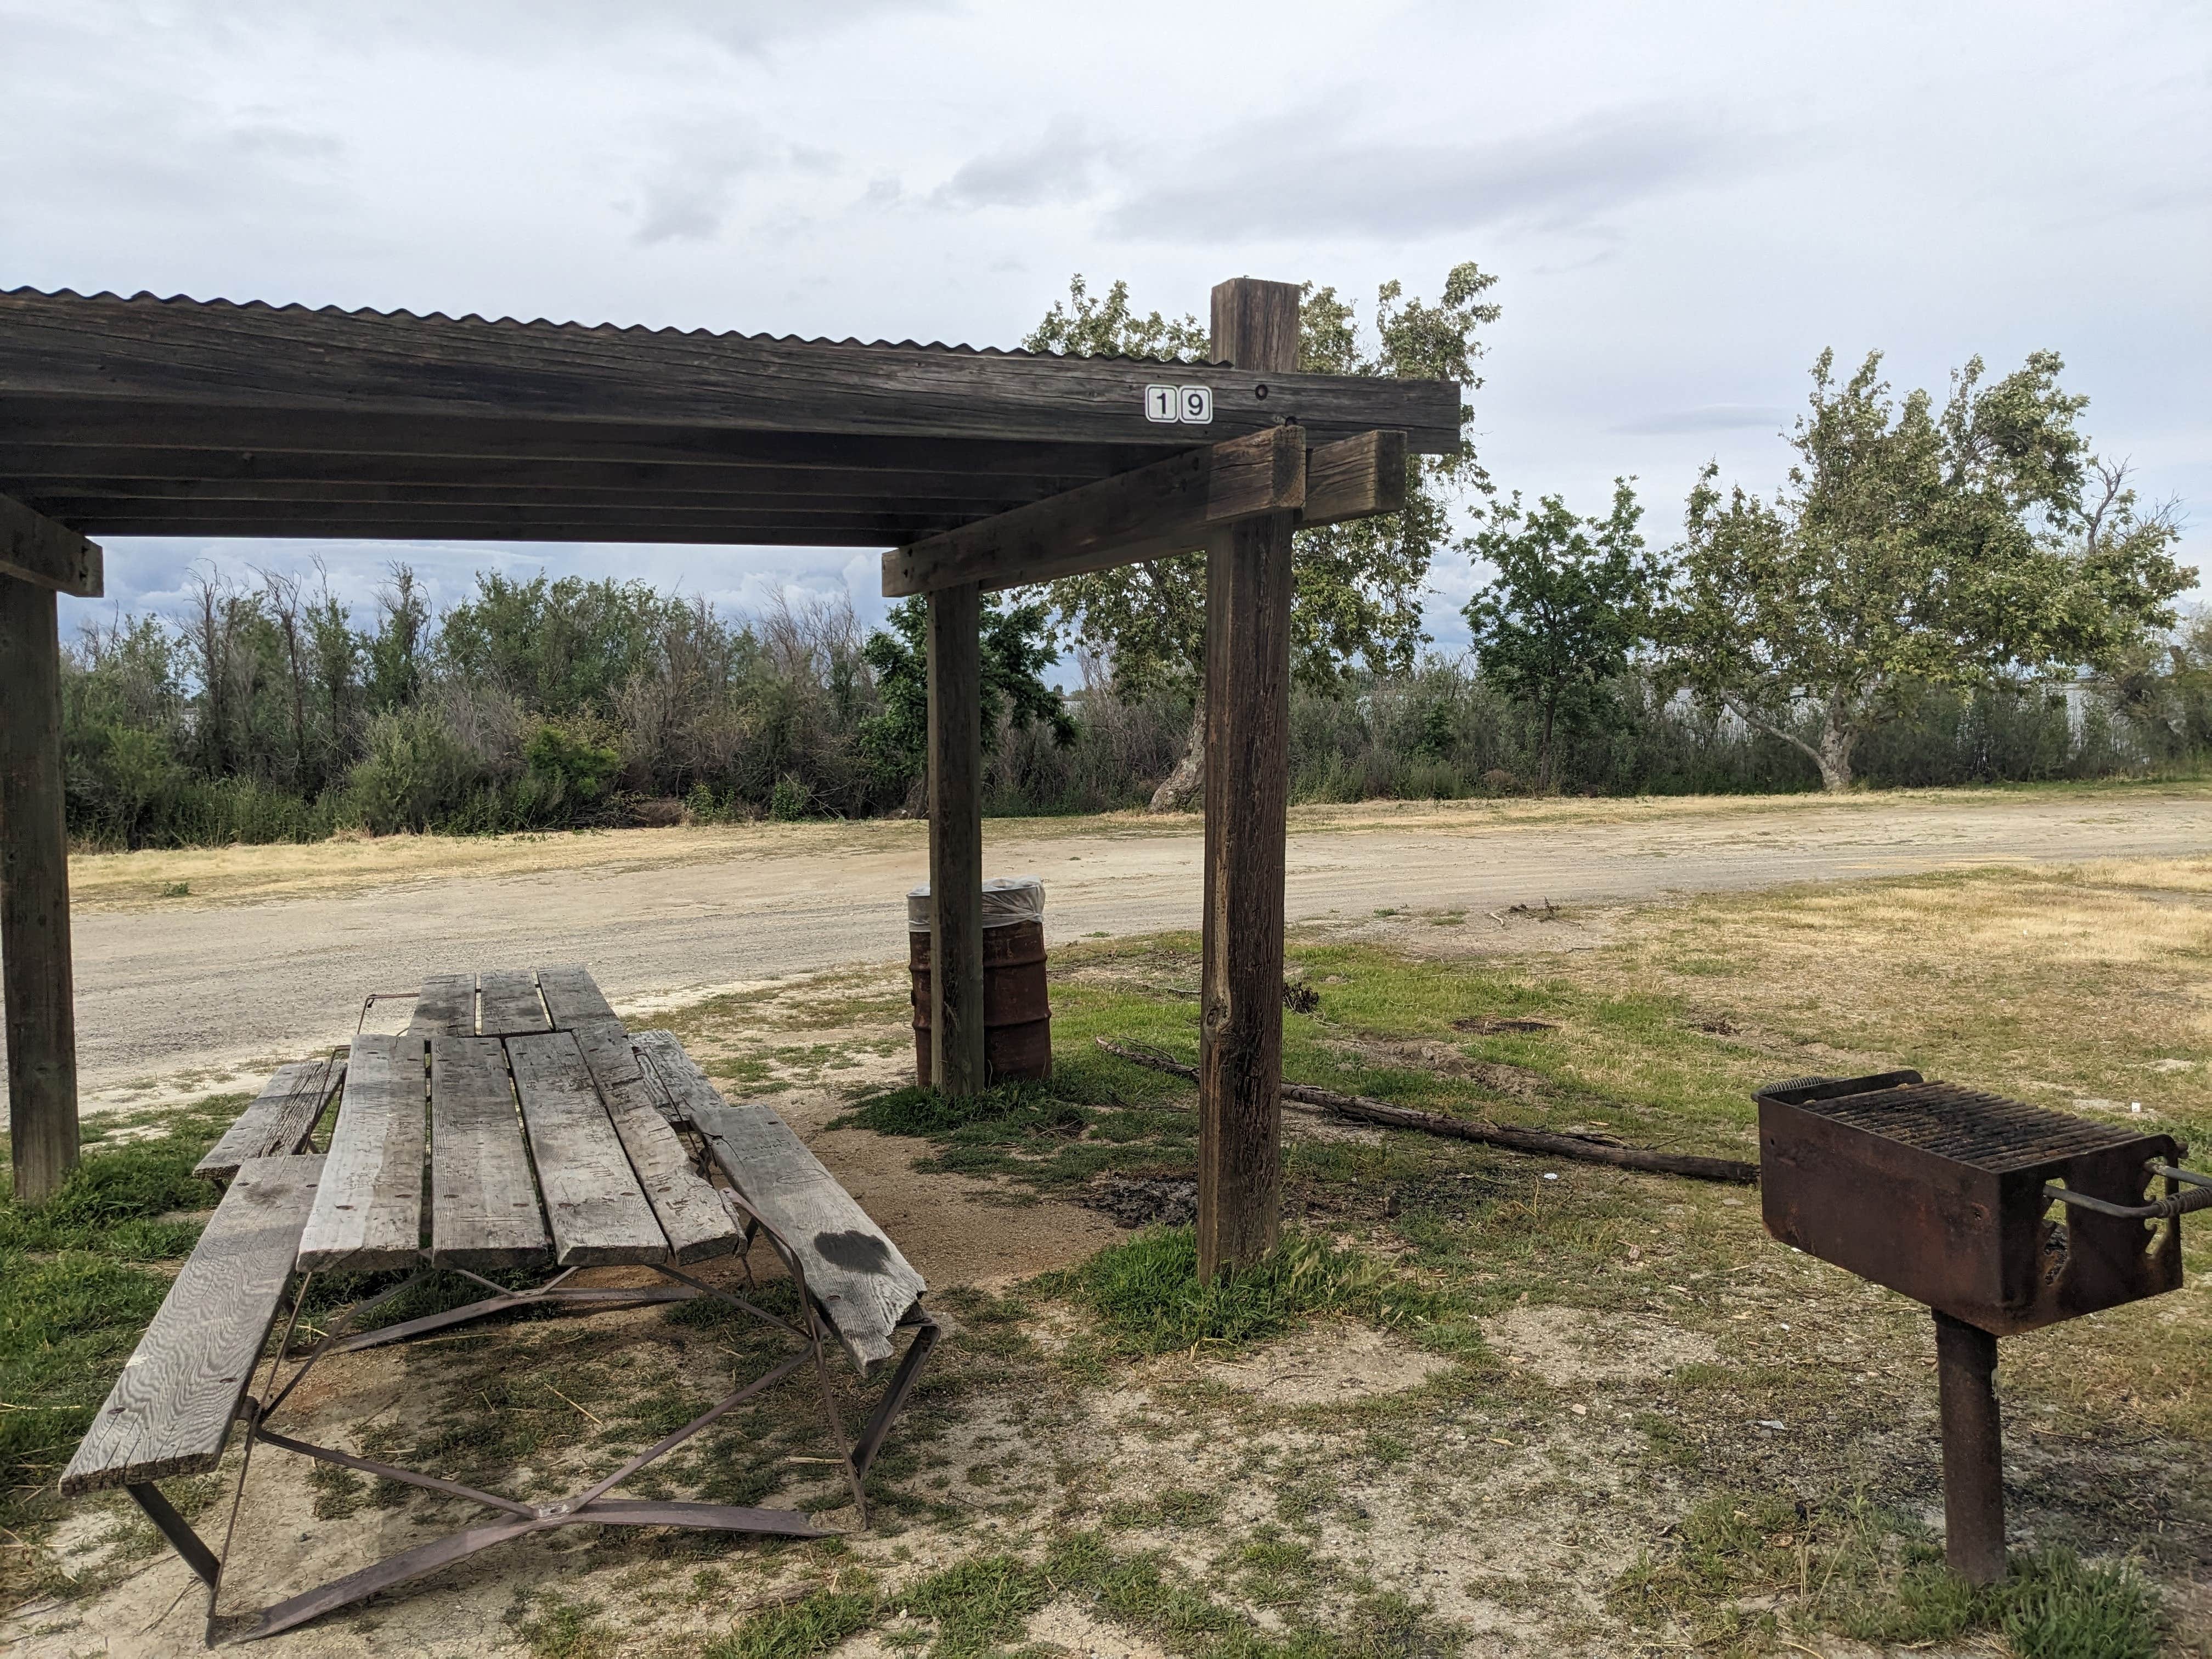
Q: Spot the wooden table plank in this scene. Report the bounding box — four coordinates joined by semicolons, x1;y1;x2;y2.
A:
537;963;616;1029
430;1036;549;1269
506;1031;666;1265
194;1058;342;1181
409;973;476;1036
60;1156;324;1493
477;970;549;1036
297;1034;427;1272
570;1023;740;1264
636;1031;924;1371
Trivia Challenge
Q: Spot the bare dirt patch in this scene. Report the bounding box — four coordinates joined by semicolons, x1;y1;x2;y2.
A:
1482;1304;1720;1387
1201;1323;1455;1406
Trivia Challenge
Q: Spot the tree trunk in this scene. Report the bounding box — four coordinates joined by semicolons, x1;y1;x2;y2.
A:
1814;695;1856;792
1148;696;1206;813
1539;699;1558;792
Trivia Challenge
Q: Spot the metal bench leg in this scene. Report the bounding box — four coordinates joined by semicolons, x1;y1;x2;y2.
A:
125;1482;221;1587
851;1311;940;1481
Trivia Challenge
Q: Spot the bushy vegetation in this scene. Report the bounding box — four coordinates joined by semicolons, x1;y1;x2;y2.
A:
57;560;2212;851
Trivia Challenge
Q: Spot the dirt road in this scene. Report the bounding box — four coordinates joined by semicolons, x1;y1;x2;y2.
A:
41;786;2210;1103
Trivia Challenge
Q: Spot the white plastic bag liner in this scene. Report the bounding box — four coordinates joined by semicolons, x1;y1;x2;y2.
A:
907;874;1046;932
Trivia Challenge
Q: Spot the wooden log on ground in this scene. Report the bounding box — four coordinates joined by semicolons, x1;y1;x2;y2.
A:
2;572;81;1204
1097;1039;1759;1185
926;580;986;1097
1198;276;1302;1279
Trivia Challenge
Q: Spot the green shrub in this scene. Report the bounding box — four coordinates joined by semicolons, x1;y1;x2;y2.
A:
344;704;481;833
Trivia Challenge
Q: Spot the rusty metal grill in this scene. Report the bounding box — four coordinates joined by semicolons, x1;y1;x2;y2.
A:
1778;1074;2146;1172
1756;1068;2207;1584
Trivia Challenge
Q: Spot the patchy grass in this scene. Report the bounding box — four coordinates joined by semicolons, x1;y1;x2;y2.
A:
1049;1226;1458;1357
709;1588;879;1659
13;851;2211;1655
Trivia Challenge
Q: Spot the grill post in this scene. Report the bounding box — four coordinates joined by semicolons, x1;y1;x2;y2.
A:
1933;1311;2005;1584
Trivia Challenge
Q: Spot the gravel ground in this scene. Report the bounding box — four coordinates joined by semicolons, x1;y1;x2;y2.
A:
39;785;2210;1104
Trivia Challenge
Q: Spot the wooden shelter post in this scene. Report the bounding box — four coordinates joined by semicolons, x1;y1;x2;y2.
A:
2;493;101;1205
927;580;986;1096
1198;278;1301;1278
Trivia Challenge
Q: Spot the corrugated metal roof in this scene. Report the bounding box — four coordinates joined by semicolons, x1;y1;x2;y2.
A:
1;285;1225;368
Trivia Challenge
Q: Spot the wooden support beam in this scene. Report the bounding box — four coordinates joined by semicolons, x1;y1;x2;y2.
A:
0;490;101;596
882;425;1304;597
1198;277;1301;1279
1;572;80;1203
927;582;986;1097
1299;430;1406;528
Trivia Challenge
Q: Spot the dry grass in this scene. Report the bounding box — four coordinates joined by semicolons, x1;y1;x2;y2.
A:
66;778;2212;914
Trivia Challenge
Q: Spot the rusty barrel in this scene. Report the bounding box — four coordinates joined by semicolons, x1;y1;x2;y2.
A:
907;875;1051;1086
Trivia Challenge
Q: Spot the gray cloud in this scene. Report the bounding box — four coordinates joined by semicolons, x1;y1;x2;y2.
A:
1611;404;1795;436
1103;107;1767;240
934;120;1111;210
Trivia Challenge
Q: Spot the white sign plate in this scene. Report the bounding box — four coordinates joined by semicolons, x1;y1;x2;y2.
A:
1142;384;1215;425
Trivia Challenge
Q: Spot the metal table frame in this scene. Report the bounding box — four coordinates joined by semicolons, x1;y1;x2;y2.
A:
136;1182;938;1646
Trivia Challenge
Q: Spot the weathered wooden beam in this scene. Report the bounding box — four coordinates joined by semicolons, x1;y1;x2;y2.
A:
1198;277;1299;1280
0;290;1464;453
0;490;101;596
1;573;81;1203
927;583;986;1097
1299;430;1407;528
882;425;1305;597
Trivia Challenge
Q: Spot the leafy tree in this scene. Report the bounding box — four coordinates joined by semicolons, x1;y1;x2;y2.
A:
364;563;431;713
1023;267;1499;809
1464;481;1663;788
438;571;676;718
859;594;1076;800
1664;349;2191;790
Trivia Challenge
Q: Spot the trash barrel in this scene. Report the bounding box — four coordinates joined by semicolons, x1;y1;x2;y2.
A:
907;876;1051;1086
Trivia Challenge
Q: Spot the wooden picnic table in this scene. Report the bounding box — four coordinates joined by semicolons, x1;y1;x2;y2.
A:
60;966;937;1646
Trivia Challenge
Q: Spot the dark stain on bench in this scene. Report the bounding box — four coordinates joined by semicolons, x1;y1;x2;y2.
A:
813;1229;893;1273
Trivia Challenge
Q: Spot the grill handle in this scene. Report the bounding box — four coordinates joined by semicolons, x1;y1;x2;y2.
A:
2044;1165;2212;1222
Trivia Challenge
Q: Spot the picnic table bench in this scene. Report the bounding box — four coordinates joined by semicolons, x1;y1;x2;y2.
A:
60;966;937;1646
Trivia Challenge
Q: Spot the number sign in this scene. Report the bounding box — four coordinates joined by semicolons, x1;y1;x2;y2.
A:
1143;384;1215;425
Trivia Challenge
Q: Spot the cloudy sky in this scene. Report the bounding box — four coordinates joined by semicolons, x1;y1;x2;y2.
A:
5;0;2205;651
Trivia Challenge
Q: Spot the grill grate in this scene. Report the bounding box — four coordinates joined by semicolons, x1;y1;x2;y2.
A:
1784;1080;2142;1173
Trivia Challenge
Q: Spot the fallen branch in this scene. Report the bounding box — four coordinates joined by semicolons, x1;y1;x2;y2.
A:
1095;1038;1758;1186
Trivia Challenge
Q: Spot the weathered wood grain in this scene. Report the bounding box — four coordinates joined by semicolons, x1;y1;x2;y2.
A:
636;1031;924;1373
505;1031;666;1265
927;582;986;1096
570;1023;740;1263
477;970;549;1036
536;963;616;1029
882;426;1304;597
1;488;101;595
0;290;1462;453
1298;431;1407;528
0;445;1099;501
297;1034;426;1272
60;1155;324;1493
409;973;476;1036
2;573;80;1203
1198;278;1299;1279
429;1037;548;1268
194;1058;341;1181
